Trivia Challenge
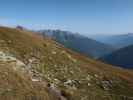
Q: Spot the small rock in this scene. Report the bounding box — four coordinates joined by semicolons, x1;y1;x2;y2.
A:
52;51;56;55
31;78;40;82
87;83;91;86
86;74;92;81
94;74;98;78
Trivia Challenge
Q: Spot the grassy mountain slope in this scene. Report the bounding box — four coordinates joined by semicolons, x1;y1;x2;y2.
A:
0;26;133;100
38;30;115;58
100;45;133;69
0;62;51;100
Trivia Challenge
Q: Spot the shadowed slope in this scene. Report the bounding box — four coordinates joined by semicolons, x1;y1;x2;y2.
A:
100;45;133;69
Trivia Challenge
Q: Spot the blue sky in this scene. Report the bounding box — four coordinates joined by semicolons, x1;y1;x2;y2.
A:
0;0;133;35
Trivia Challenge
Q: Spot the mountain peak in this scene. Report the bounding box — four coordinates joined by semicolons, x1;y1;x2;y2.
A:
16;25;25;30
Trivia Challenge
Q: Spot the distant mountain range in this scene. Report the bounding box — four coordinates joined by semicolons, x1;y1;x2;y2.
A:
100;45;133;69
38;30;116;58
93;33;133;48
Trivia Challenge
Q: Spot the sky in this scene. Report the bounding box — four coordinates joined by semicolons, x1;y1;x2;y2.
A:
0;0;133;35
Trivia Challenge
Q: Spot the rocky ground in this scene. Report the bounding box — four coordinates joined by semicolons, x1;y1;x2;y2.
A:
0;50;67;100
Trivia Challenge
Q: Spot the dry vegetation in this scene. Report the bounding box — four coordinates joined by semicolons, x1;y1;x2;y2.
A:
0;26;133;100
0;62;53;100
